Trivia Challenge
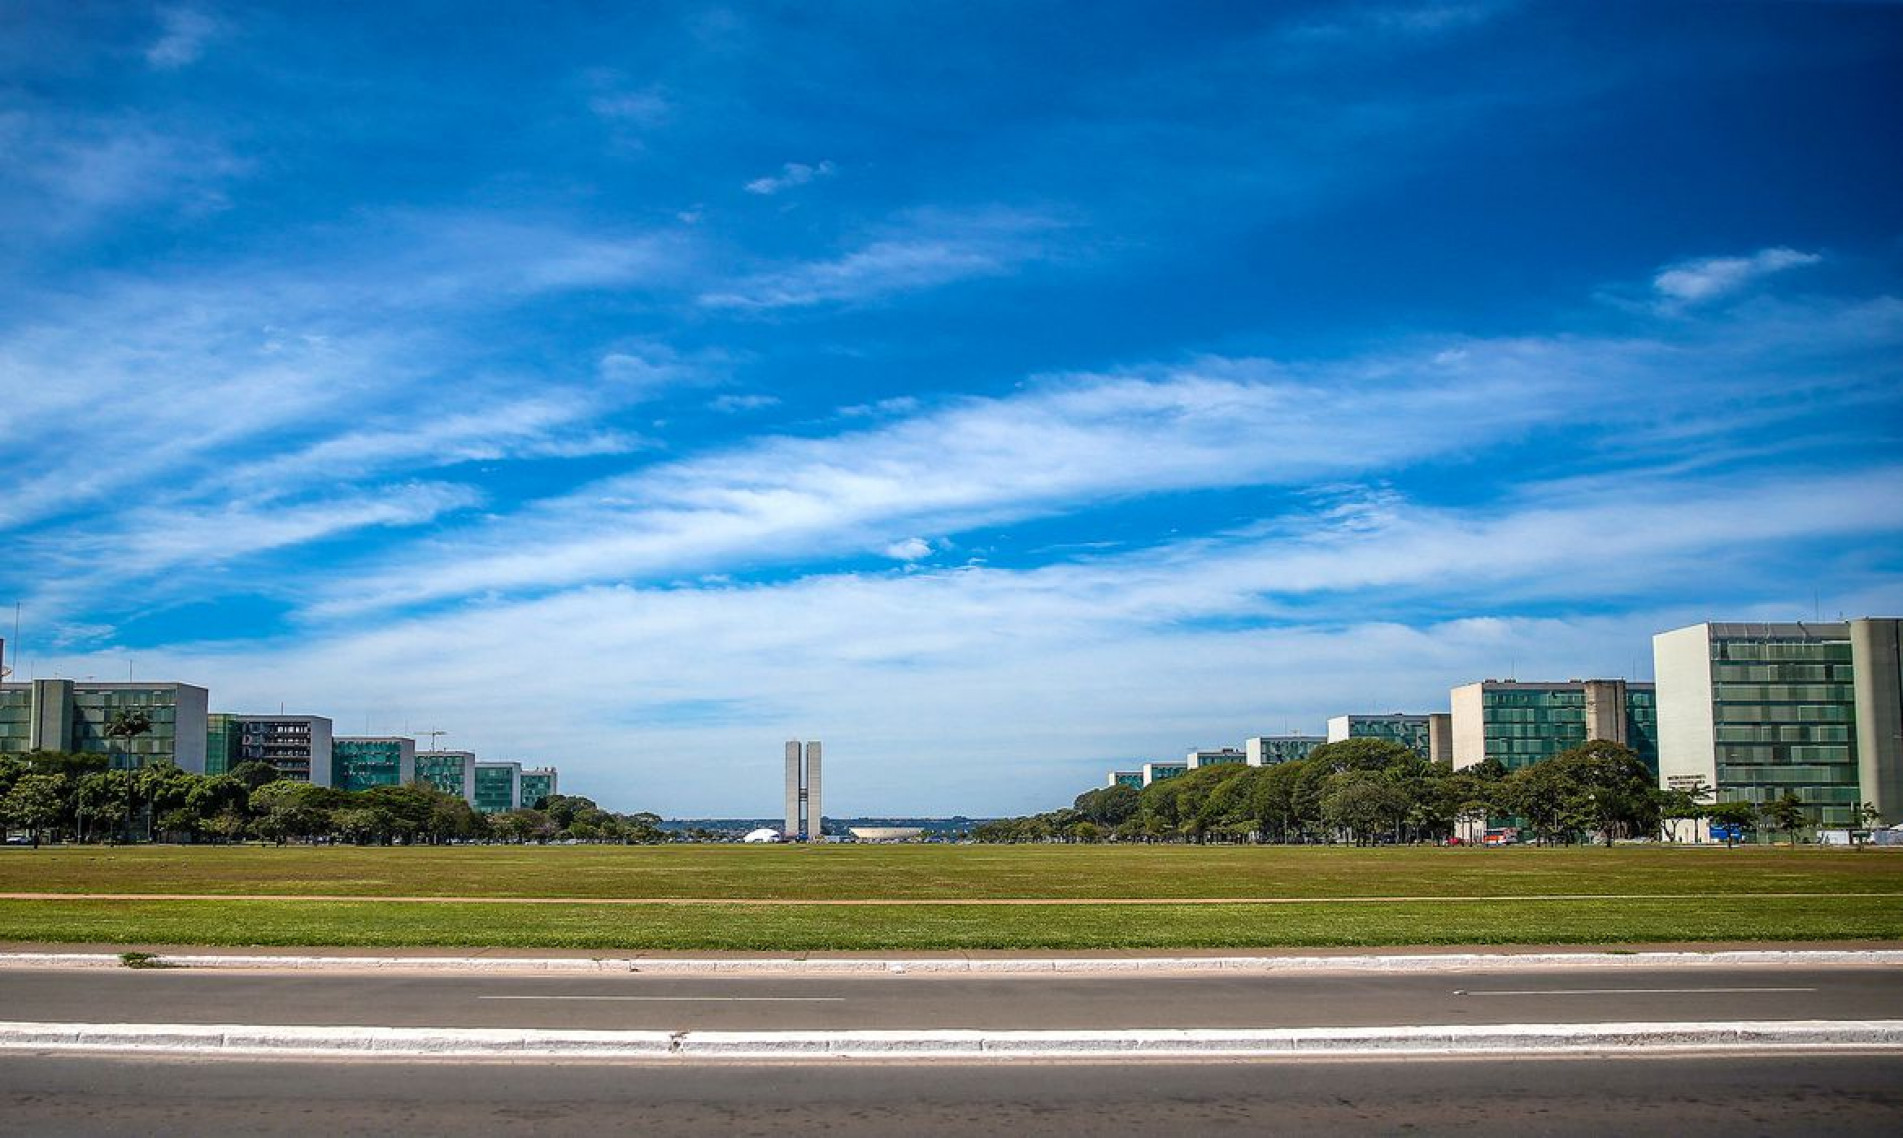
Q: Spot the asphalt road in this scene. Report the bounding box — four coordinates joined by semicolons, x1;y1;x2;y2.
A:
0;1052;1899;1136
2;964;1898;1030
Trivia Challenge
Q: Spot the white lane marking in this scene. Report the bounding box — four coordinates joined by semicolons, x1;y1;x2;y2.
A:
477;995;847;1002
1460;987;1816;996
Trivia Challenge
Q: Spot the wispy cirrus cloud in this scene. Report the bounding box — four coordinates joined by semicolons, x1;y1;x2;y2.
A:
745;160;835;195
146;6;221;69
699;208;1063;309
1652;246;1822;306
302;273;1902;619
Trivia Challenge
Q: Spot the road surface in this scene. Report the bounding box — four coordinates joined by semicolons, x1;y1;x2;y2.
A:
2;963;1895;1031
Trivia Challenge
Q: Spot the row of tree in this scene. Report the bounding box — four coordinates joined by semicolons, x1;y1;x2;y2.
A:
0;750;664;845
972;738;1837;846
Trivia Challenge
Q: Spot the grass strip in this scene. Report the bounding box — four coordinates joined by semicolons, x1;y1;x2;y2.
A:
1;845;1897;901
2;895;1901;951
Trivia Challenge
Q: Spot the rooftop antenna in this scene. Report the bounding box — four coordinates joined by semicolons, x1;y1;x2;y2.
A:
423;729;446;753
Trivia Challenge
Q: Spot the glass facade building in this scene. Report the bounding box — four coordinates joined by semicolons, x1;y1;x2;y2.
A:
1657;621;1902;828
331;736;415;793
1140;762;1188;786
1244;735;1326;766
519;768;557;809
1106;771;1144;789
474;762;521;814
204;713;241;776
1186;748;1247;768
1326;715;1435;759
1451;680;1658;775
415;751;476;802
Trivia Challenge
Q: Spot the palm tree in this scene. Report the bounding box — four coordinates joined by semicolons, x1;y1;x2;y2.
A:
104;708;153;843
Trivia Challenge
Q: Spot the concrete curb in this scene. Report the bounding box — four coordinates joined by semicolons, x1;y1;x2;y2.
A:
2;949;1900;975
1;1019;1899;1059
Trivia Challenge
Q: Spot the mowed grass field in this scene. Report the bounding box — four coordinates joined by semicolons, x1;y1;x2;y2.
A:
0;844;1898;950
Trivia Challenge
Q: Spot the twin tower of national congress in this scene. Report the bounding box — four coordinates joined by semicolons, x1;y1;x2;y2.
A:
783;740;822;841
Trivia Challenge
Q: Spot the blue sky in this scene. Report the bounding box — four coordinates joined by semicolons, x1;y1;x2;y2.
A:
2;1;1900;816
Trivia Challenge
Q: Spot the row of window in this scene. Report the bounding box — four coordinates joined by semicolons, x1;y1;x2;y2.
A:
1714;704;1854;724
1716;743;1854;763
1717;784;1865;805
1715;763;1858;784
1715;724;1854;744
1712;683;1855;703
1712;641;1853;663
1710;663;1854;683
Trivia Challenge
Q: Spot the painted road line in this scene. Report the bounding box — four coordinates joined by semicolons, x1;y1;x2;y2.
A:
1460;987;1818;996
477;995;847;1002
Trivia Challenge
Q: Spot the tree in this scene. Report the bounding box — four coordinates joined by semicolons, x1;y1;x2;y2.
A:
76;771;135;843
1656;779;1714;842
1706;800;1756;846
103;708;154;842
249;780;334;843
3;774;65;843
228;761;282;792
1761;792;1810;844
1506;741;1657;846
1320;771;1408;845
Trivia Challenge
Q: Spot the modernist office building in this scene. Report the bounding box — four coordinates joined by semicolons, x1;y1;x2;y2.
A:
0;680;209;771
1655;620;1902;827
474;761;523;815
1450;679;1658;775
331;736;417;793
1186;748;1248;769
784;740;823;840
415;750;477;803
204;714;333;785
1244;735;1327;766
1326;714;1450;761
1140;761;1188;786
1106;770;1144;789
519;767;558;809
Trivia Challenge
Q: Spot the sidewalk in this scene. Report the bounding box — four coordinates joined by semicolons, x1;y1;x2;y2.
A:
1;942;1899;974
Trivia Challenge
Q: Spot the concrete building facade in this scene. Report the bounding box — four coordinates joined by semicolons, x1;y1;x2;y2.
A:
783;740;823;840
231;715;332;785
1450;680;1658;774
1655;619;1902;827
0;681;208;771
331;736;416;793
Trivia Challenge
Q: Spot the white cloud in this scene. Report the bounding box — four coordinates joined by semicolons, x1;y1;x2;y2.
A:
588;89;670;127
68;461;1903;815
146;6;220;69
700;208;1061;308
1653;247;1822;305
745;160;836;195
884;537;934;561
708;393;781;413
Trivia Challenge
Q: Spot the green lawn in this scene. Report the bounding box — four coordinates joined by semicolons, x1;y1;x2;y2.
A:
0;844;1898;950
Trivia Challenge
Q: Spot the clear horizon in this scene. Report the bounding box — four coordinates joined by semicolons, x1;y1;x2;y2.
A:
2;2;1900;817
